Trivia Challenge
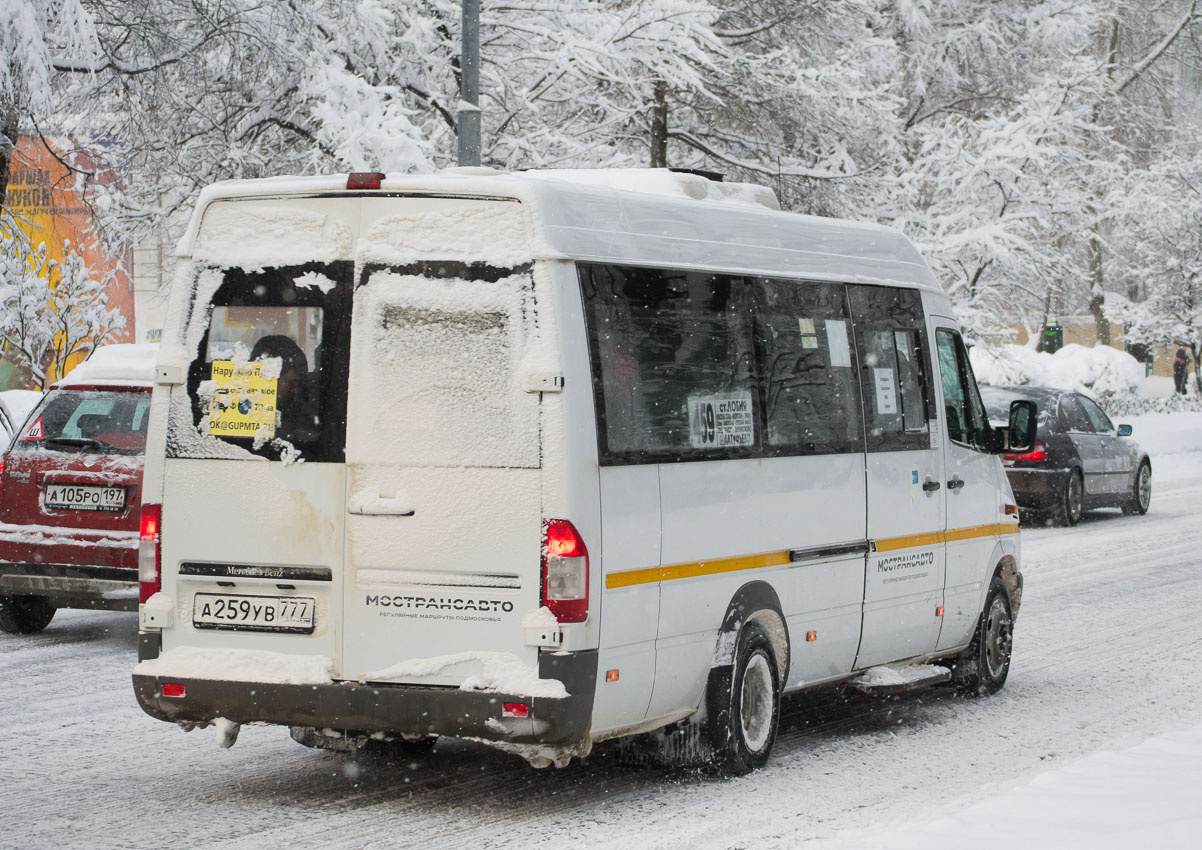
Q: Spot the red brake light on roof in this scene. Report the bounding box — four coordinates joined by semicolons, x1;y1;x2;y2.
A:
139;504;162;604
542;519;589;624
1004;440;1047;463
346;172;385;190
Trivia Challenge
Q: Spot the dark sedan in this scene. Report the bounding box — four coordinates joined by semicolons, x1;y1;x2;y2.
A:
980;386;1151;526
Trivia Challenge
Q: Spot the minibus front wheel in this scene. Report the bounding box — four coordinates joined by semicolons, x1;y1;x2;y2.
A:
708;621;781;774
952;576;1013;697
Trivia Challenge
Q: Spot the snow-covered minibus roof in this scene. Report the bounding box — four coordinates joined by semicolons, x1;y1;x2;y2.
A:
177;168;941;291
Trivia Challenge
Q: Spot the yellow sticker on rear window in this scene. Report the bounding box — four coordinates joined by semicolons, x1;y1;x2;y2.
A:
209;361;277;438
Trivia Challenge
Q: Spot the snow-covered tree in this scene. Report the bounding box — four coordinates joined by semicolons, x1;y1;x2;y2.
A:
0;224;125;389
1;1;99;203
1109;152;1202;389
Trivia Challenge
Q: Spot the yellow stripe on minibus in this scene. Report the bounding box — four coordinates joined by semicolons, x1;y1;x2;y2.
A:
604;522;1019;589
605;550;792;590
873;530;944;552
944;522;1020;542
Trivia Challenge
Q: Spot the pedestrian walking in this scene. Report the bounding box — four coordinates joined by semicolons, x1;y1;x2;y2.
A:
1173;348;1189;394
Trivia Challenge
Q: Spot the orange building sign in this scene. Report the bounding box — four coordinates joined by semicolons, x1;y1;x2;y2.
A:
1;136;134;390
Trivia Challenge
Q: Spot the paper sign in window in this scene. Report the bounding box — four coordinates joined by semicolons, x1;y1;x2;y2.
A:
826;320;852;367
873;368;898;415
209;361;277;437
797;317;819;349
688;391;755;449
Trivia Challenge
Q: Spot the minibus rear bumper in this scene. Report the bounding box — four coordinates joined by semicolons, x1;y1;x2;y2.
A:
132;647;598;747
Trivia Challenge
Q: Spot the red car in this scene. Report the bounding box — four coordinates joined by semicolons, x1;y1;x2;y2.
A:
0;345;156;634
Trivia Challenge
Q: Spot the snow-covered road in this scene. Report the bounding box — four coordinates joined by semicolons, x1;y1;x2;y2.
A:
3;414;1201;849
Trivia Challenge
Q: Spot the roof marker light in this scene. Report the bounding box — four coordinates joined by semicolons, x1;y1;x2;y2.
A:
347;172;385;190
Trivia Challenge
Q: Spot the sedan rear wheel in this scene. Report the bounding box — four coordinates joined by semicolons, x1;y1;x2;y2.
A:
1054;469;1083;526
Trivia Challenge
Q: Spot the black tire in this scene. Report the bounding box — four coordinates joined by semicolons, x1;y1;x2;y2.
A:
0;594;56;634
1053;468;1084;526
392;735;438;756
707;621;781;775
1122;460;1151;516
951;576;1013;697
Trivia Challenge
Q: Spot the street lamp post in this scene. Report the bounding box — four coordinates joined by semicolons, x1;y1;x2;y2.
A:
457;0;481;167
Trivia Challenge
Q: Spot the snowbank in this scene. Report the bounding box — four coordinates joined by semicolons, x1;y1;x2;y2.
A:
134;646;334;685
830;721;1202;849
58;343;160;387
971;343;1145;395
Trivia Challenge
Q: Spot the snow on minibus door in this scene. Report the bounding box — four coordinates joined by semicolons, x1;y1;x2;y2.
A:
851;285;946;669
165;261;352;665
932;323;1011;652
340;260;544;685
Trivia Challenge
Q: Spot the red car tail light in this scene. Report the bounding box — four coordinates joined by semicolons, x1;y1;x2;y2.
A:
139;504;162;604
1005;440;1047;463
542;519;588;623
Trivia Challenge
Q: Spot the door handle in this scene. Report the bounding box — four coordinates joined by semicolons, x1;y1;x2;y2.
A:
947;477;966;490
348;489;415;516
922;479;941;492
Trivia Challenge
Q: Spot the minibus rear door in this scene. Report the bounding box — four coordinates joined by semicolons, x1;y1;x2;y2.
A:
340;205;543;686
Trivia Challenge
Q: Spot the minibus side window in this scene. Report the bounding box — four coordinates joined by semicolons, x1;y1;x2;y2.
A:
935;328;990;450
752;278;862;455
847;286;933;452
581;264;758;463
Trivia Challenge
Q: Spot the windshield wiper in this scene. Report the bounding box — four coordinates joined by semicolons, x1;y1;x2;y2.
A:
44;437;106;451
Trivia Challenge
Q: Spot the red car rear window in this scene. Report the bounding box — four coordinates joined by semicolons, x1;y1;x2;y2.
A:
13;389;150;455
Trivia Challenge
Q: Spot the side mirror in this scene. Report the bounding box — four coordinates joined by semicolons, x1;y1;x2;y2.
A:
999;399;1037;454
1117;424;1133;437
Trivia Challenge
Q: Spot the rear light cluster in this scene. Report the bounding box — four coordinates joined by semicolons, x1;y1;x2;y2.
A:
541;519;588;623
139;504;162;604
1004;440;1047;463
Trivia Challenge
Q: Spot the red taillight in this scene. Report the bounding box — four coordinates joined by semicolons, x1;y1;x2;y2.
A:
346;171;384;190
541;519;588;624
161;683;185;698
502;702;529;718
139;504;162;604
1005;440;1047;463
0;457;5;504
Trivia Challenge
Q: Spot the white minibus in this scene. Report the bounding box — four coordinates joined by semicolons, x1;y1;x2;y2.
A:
133;168;1035;772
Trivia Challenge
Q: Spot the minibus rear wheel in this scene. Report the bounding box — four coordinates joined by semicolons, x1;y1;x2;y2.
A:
952;576;1013;697
0;594;56;635
708;621;781;774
